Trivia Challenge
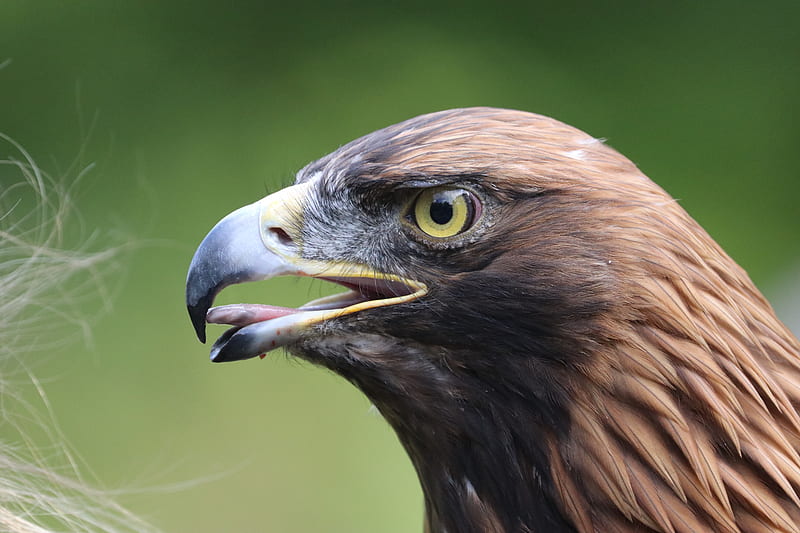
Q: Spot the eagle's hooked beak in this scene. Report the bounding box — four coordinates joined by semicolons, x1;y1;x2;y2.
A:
186;183;310;344
186;183;427;363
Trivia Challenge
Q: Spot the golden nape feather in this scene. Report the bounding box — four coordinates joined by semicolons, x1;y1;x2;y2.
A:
186;107;800;533
501;121;800;532
558;186;800;532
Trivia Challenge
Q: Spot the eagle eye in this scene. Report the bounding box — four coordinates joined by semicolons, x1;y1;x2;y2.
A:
410;186;480;239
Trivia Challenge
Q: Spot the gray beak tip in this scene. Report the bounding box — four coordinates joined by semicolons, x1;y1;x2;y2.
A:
188;300;208;344
186;269;217;344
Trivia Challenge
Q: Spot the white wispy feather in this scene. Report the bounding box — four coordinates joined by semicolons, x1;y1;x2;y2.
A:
0;135;158;533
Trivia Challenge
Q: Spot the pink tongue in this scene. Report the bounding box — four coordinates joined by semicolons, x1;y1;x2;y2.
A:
206;304;298;327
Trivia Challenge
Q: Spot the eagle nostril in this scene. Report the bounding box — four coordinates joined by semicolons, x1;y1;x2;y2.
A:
268;227;295;248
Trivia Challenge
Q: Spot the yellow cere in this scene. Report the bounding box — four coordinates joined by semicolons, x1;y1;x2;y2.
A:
414;187;473;238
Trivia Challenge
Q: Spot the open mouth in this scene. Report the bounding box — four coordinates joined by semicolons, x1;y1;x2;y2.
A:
202;275;426;363
185;186;428;363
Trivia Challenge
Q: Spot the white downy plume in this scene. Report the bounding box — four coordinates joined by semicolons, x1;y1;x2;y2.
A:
0;134;159;533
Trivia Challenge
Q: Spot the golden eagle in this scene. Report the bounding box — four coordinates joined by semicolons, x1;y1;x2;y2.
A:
187;107;800;533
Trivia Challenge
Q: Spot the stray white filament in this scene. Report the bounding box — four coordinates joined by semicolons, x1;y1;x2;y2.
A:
0;134;159;533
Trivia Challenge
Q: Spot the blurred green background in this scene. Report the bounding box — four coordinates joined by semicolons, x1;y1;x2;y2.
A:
1;1;799;532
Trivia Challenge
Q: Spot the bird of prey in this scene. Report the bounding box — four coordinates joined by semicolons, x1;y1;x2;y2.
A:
186;107;800;533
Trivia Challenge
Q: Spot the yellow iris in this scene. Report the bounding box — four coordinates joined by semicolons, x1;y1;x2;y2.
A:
413;187;475;238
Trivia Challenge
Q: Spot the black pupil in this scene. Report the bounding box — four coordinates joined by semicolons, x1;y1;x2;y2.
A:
430;196;453;225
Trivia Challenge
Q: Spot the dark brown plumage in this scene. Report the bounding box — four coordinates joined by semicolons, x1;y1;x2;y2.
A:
186;107;800;532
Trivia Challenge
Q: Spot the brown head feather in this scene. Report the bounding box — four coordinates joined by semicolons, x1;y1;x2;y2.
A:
300;108;800;532
202;107;800;532
440;107;800;532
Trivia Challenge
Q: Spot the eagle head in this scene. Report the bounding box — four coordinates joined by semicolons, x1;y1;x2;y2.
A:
186;107;800;533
